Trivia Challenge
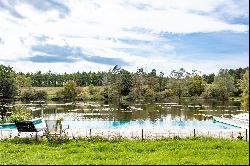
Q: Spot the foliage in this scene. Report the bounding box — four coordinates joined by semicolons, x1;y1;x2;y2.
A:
20;89;34;101
211;69;236;101
144;86;156;101
1;64;249;102
168;68;190;99
0;138;248;165
5;108;32;123
15;75;32;89
202;73;215;84
155;89;174;101
0;78;17;99
228;67;249;96
33;90;48;101
238;70;249;111
188;75;205;96
62;80;78;101
0;65;17;99
77;88;90;101
201;84;213;99
146;69;159;91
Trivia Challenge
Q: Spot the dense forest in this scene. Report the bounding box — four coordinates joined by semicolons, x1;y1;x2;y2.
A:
0;64;249;111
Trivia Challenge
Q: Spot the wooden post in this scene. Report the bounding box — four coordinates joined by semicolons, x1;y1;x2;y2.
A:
194;129;196;137
142;129;144;140
89;129;91;137
246;129;248;141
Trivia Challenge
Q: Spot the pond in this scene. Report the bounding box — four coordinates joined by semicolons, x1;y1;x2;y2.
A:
1;99;244;130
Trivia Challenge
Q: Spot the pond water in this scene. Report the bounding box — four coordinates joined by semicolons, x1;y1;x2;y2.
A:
1;99;243;130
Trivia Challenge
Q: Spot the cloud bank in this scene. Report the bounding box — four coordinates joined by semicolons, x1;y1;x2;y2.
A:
0;0;248;75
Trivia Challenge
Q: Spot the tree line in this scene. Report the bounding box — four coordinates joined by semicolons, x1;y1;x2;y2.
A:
0;64;249;111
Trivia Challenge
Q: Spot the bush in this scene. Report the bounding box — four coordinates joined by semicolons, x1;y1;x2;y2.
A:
100;87;109;100
0;78;17;99
144;87;156;101
5;108;32;123
21;89;34;101
20;89;48;101
76;88;90;101
155;89;174;101
54;89;65;101
63;80;78;101
54;80;79;101
33;90;48;101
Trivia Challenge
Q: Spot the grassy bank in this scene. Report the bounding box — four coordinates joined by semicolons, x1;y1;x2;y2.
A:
0;137;248;165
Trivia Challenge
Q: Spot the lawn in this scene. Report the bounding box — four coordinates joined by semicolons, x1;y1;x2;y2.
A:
0;137;248;165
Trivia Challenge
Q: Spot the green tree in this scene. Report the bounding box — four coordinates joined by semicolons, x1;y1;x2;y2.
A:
63;80;78;101
131;68;145;100
168;68;190;99
238;70;249;111
189;75;205;96
0;65;17;99
147;69;159;91
33;90;48;101
15;75;32;88
203;73;215;84
212;69;236;101
15;74;32;96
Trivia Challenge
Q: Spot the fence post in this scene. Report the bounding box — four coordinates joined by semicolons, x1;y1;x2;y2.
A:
194;129;196;137
246;129;248;141
142;129;144;140
89;129;91;137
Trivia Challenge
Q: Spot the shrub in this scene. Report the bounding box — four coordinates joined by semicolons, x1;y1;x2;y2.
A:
54;89;65;101
144;87;156;101
77;88;90;101
63;80;77;101
156;89;174;101
33;90;48;101
6;108;32;123
21;89;34;101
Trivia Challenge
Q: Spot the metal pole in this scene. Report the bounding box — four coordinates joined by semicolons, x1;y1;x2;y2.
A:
194;129;196;137
89;129;91;137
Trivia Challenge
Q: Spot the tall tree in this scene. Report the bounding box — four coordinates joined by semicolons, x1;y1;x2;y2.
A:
0;65;17;99
169;68;190;99
238;70;249;111
212;69;236;101
189;75;205;96
63;80;77;101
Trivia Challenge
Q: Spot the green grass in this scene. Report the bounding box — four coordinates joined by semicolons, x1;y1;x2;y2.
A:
0;137;248;165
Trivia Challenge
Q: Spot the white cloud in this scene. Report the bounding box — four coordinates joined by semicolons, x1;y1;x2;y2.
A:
0;0;248;74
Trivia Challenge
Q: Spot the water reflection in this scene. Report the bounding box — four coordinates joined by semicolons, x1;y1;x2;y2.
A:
0;99;244;129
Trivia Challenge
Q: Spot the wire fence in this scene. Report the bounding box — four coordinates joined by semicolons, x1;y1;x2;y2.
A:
0;127;248;141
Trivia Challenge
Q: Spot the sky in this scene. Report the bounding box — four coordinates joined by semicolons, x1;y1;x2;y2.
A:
0;0;249;75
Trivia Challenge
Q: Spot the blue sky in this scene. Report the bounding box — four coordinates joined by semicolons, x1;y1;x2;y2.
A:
0;0;249;75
